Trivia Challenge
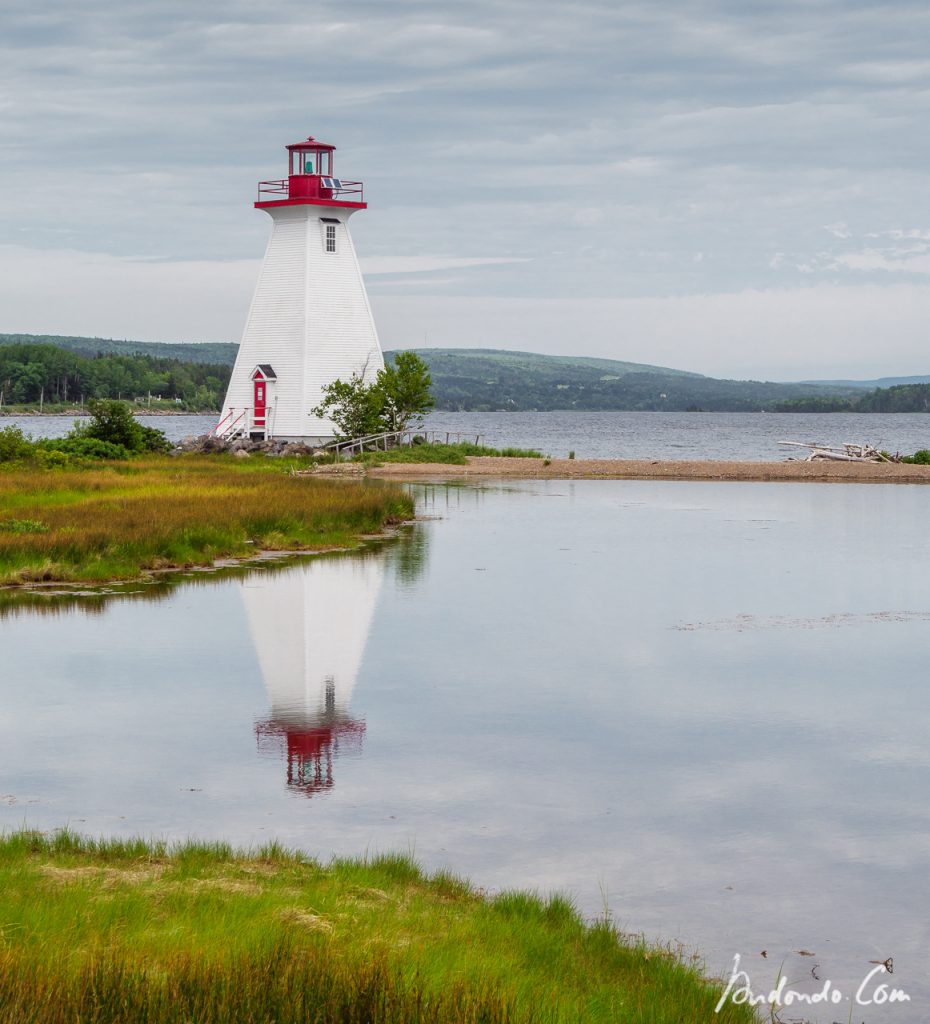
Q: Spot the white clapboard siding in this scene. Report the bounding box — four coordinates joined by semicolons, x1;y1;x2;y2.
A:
221;203;384;442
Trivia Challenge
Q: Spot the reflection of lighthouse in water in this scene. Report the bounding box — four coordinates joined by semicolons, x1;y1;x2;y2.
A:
244;556;383;796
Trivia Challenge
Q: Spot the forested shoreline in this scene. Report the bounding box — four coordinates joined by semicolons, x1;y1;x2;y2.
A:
773;382;930;413
0;343;230;411
3;335;930;413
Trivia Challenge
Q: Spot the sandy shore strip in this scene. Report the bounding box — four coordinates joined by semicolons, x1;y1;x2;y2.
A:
354;456;930;483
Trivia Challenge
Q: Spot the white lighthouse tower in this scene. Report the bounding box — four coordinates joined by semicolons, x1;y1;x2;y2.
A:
217;135;384;443
246;555;384;796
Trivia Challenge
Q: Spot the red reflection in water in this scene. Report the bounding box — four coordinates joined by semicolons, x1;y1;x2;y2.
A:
255;718;365;797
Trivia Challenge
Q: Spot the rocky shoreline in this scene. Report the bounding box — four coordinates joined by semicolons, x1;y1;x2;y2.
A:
173;434;324;458
169;435;930;481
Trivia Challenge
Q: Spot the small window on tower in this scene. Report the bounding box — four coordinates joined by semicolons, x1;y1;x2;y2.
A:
325;224;337;253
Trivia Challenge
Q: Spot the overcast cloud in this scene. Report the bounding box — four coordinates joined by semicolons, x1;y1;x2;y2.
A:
2;0;930;378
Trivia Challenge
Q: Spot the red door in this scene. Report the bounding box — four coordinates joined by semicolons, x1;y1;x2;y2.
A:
254;378;266;426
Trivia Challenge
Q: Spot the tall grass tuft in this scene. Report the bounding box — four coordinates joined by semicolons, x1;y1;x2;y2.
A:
0;830;758;1024
0;455;414;584
355;442;544;465
0;946;530;1024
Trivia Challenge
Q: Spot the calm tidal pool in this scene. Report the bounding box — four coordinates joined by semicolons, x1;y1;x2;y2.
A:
2;480;928;1021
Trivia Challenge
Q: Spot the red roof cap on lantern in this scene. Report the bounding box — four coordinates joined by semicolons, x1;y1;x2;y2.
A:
286;136;336;152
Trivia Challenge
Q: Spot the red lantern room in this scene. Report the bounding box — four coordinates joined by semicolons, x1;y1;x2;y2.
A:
256;135;366;210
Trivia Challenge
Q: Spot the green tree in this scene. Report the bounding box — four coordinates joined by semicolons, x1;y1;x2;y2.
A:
0;342;227;411
10;362;45;403
312;374;384;440
312;353;434;440
376;352;434;431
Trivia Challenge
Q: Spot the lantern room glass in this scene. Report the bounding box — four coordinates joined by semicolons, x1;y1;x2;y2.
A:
289;149;333;177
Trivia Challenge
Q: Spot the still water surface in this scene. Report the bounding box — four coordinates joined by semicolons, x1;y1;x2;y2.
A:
5;409;930;460
1;480;928;1021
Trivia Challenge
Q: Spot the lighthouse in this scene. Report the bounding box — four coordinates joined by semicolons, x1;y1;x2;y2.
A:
246;555;384;796
217;135;384;443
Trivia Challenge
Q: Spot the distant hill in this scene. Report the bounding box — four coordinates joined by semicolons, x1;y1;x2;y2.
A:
4;335;925;413
384;348;864;412
0;334;238;366
394;348;705;380
775;382;930;413
801;374;930;389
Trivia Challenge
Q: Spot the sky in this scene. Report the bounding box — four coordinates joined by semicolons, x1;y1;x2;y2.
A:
2;0;930;380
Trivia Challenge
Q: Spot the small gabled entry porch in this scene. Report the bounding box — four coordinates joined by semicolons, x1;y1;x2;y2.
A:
249;364;276;439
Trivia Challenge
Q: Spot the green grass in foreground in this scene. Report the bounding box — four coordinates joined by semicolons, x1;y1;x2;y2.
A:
0;455;414;585
0;831;757;1024
355;441;544;465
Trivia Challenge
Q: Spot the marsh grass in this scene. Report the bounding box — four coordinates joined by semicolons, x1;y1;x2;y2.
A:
0;456;413;585
355;442;544;465
0;831;757;1024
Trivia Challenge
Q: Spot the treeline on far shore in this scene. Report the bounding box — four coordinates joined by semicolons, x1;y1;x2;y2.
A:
0;342;231;412
773;383;930;413
3;334;930;414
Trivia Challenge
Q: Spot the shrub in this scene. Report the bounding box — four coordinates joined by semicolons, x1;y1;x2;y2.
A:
75;398;169;453
0;406;166;470
40;437;131;461
902;449;930;465
34;449;72;469
0;426;34;463
140;424;172;453
74;398;143;450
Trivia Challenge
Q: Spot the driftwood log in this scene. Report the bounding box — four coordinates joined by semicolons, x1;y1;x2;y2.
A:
778;441;896;463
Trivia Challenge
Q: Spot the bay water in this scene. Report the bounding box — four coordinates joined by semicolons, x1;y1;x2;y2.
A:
3;409;929;460
1;478;927;1021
